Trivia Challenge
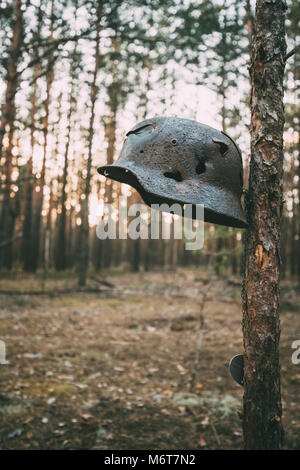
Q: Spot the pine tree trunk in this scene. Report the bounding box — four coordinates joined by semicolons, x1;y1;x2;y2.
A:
298;138;300;280
56;44;76;270
23;7;41;271
102;38;119;269
23;73;37;271
31;0;55;271
231;233;237;275
242;0;286;450
78;2;101;286
245;0;253;51
0;0;23;269
290;155;296;277
103;108;117;269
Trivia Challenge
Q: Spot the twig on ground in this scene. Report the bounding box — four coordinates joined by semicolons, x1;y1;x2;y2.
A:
211;422;221;447
89;275;115;288
0;287;108;296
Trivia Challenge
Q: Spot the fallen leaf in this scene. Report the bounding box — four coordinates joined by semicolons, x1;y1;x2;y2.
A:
8;428;23;439
198;437;206;447
201;416;209;426
81;413;93;420
176;364;187;374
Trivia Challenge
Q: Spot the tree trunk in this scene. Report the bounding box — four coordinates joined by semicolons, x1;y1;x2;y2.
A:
56;43;77;270
31;0;55;271
102;38;119;269
290;154;296;277
44;177;53;272
78;2;102;286
103;105;117;268
0;0;23;269
242;0;286;450
298;137;300;281
23;5;42;272
245;0;254;52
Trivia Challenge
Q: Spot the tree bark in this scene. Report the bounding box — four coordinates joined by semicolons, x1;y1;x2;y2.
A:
55;41;77;270
0;0;23;269
31;0;55;271
290;154;296;277
103;89;117;268
78;1;102;286
245;0;254;51
22;4;42;272
242;0;286;450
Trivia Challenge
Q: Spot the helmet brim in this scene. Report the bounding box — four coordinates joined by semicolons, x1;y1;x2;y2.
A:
97;162;248;229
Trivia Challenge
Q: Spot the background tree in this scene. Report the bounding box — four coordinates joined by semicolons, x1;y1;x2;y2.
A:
0;0;24;269
77;0;102;286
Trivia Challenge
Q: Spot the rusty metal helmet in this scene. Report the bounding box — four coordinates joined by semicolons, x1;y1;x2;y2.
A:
97;117;248;228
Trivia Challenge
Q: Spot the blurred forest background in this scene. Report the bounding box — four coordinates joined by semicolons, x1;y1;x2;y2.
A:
0;0;298;285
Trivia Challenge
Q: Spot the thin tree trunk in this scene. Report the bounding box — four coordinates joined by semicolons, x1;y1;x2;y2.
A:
0;0;23;268
141;58;152;272
23;4;42;271
103;106;117;268
280;214;287;279
44;177;53;272
245;0;253;52
242;0;286;450
31;0;55;271
56;43;77;270
215;59;227;276
294;53;300;282
230;232;237;275
102;38;119;269
22;77;37;271
78;2;102;286
290;154;296;277
298;138;300;281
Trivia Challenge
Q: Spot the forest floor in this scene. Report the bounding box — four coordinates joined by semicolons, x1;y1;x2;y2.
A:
0;268;299;450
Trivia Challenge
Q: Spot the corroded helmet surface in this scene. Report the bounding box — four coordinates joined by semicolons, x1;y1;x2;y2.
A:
98;117;248;228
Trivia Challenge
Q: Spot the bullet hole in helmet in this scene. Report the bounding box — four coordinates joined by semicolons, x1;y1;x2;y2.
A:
171;139;177;146
216;141;229;156
164;170;183;182
140;150;144;153
196;160;206;175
